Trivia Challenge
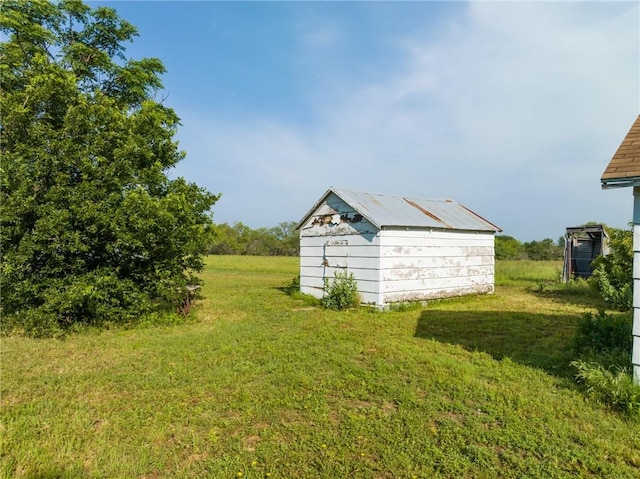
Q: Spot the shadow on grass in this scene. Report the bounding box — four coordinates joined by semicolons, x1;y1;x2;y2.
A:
414;309;580;378
21;465;71;479
527;285;608;311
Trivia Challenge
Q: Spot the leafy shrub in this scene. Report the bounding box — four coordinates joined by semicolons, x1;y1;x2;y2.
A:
322;271;359;310
589;227;633;311
9;309;65;339
3;271;153;337
570;310;637;416
1;1;218;336
571;360;640;417
283;275;301;296
572;310;632;358
590;267;632;311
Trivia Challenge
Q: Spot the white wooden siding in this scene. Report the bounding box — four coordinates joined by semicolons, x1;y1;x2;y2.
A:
378;229;495;304
383;284;494;303
298;196;378;238
379;255;493;270
381;264;494;281
299;232;381;304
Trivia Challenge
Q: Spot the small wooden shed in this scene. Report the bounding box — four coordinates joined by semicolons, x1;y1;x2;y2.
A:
562;225;609;281
296;188;502;307
601;114;640;383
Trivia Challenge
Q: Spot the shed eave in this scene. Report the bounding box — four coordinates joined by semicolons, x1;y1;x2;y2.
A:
380;224;501;233
601;176;640;189
565;224;609;238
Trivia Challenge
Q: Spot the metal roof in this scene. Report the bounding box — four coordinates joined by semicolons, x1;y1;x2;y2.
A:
299;188;501;232
565;224;608;237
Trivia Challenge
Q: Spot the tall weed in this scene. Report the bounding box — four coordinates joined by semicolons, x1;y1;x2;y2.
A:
322;271;359;310
572;311;632;358
571;360;640;417
571;310;638;416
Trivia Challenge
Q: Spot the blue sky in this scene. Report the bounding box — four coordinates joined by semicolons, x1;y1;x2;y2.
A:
95;0;639;241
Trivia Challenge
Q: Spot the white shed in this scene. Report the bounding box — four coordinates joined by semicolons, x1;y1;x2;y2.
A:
297;188;502;307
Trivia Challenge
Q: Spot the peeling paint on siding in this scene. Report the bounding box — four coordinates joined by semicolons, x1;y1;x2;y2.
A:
301;202;378;237
383;284;494;304
311;212;363;227
298;189;498;307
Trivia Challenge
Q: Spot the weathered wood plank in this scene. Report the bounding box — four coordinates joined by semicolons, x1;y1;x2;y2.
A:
383;283;494;303
380;245;494;258
382;275;494;293
381;265;495;281
379;254;493;270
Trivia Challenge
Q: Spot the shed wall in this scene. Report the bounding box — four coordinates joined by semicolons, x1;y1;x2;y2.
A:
298;194;381;304
299;234;381;304
298;192;497;307
379;229;495;304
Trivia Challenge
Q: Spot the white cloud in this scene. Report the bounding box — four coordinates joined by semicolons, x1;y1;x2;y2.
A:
175;1;638;240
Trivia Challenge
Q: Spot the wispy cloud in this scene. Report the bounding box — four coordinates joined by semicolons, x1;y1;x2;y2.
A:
175;1;638;240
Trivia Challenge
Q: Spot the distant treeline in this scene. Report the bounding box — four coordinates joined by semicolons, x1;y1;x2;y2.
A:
496;235;564;261
209;222;564;260
209;222;299;256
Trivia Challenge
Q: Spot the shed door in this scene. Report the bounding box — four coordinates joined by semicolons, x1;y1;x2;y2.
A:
573;239;595;278
323;240;348;282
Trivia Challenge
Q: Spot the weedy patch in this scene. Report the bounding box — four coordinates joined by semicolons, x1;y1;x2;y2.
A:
322;271;360;310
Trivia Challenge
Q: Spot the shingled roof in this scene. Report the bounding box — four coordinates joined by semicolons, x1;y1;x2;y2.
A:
601;115;640;188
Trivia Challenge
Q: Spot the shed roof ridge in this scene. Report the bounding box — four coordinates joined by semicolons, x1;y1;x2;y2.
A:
331;187;452;203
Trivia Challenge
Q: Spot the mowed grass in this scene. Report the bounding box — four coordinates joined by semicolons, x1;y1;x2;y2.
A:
2;256;639;478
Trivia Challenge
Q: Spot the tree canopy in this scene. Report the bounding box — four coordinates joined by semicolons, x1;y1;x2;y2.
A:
1;0;219;335
494;235;525;260
495;235;563;261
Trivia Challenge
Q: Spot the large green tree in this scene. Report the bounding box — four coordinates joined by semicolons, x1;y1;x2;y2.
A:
494;235;525;260
523;238;564;261
1;0;219;335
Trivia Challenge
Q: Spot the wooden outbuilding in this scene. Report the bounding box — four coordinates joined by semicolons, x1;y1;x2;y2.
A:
601;114;640;383
296;188;501;307
562;225;609;281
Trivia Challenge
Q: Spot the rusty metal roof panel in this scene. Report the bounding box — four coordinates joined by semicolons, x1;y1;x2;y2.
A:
329;188;501;232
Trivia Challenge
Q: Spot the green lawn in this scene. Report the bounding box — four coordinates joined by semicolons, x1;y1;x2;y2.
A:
2;256;639;478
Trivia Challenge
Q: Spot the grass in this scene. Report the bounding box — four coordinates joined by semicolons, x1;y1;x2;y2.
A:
2;256;640;478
